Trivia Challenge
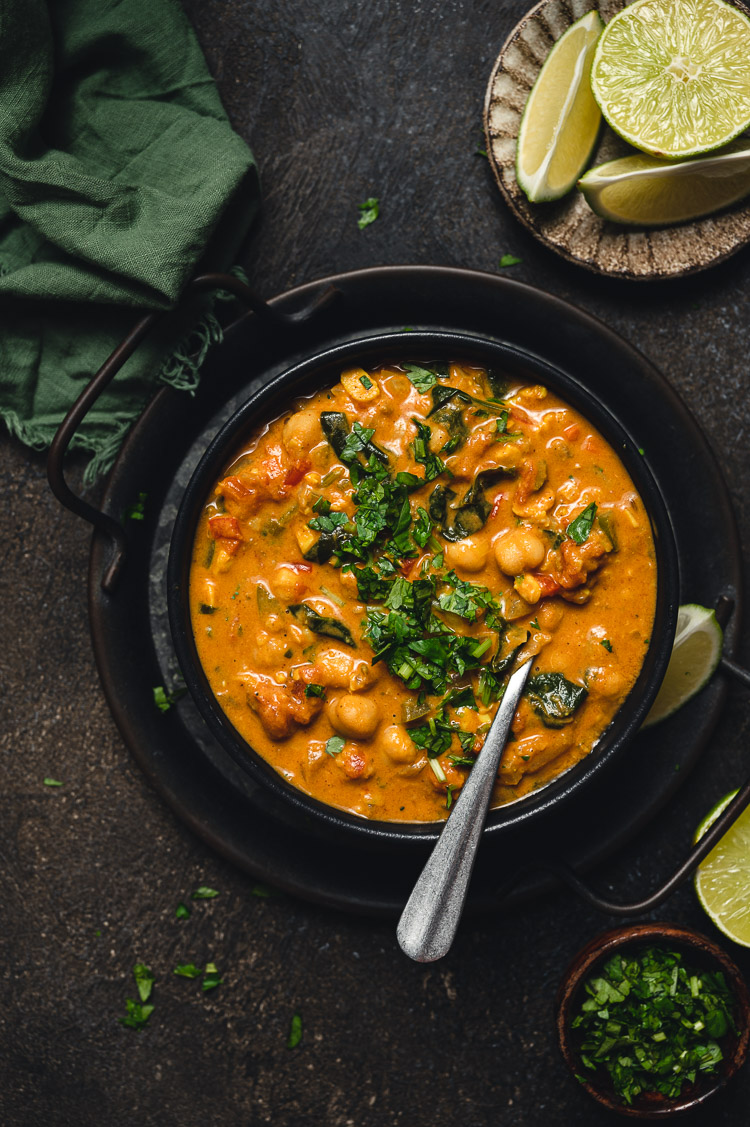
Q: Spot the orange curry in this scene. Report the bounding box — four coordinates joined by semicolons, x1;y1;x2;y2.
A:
189;361;656;822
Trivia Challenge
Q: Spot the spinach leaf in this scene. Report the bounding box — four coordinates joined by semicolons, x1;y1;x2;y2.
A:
320;412;389;466
439;468;517;542
288;603;355;646
525;673;587;728
567;502;597;545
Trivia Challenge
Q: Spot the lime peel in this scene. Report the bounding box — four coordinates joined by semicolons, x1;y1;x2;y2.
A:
642;603;722;728
578;138;750;226
516;10;603;203
695;789;750;947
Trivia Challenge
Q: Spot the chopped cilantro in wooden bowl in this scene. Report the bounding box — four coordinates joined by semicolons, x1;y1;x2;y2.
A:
556;924;750;1117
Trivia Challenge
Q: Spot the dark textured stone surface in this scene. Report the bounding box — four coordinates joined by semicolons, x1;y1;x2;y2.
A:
2;1;750;1123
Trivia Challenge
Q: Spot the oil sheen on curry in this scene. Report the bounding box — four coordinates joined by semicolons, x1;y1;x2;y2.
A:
190;362;656;822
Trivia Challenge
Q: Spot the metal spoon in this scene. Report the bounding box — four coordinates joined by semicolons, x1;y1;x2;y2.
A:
397;659;533;962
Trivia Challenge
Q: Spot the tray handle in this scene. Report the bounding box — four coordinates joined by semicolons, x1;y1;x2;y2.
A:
47;272;338;593
496;646;750;917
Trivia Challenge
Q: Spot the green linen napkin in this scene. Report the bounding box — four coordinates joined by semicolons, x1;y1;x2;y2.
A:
0;0;260;481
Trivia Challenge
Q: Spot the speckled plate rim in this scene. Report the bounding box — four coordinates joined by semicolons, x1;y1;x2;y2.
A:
483;0;750;281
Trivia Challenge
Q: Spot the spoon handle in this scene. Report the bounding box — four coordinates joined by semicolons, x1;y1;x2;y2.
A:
396;660;532;963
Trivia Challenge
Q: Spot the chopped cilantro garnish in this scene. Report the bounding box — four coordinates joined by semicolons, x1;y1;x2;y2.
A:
567;502;597;545
357;197;379;229
191;886;219;900
287;1012;303;1049
359;374;373;390
305;683;326;699
572;945;736;1105
403;364;440;393
325;736;345;757
445;784;457;809
43;777;63;787
499;254;522;267
601;639;613;653
175;902;191;920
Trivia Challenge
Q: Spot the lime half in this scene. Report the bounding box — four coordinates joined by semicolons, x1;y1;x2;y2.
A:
578;137;750;225
516;10;603;202
642;604;722;728
695;790;750;947
591;0;750;159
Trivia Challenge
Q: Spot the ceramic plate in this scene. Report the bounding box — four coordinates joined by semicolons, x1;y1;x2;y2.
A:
483;0;750;279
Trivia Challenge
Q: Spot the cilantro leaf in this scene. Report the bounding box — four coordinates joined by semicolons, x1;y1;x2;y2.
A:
134;963;155;1002
191;886;219;900
357;197;379;229
325;736;345;757
175;902;191;920
174;963;202;979
499;254;522;267
43;777;63;787
403;364;440;393
287;1012;303;1049
119;998;154;1031
568;502;597;544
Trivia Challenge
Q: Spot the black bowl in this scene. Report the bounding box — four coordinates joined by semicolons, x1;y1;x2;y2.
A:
167;329;679;848
556;923;750;1117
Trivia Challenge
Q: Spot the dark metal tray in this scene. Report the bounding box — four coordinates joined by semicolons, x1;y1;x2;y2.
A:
84;265;742;916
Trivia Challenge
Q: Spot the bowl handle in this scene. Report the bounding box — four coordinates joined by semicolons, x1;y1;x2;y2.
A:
46;271;338;594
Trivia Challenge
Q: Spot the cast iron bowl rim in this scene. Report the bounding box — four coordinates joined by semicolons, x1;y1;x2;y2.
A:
167;329;679;847
555;922;750;1117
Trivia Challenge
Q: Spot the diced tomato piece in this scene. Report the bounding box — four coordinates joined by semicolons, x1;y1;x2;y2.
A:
563;423;580;442
489;495;505;521
531;573;561;598
209;514;241;540
283;458;312;487
220;538;241;556
342;749;368;779
221;476;253;501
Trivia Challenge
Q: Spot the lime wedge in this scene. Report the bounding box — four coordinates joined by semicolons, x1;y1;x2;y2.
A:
694;790;750;947
578;138;750;225
516;10;603;203
642;604;722;728
591;0;750;159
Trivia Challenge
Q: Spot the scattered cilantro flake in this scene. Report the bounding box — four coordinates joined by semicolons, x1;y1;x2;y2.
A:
174;963;202;979
476;145;488;158
175;902;191;920
325;736;345;757
499;254;522;268
153;684;186;713
305;683;326;699
202;963;223;991
357;197;379;229
43;777;63;787
133;963;155;1002
530;618;540;630
124;491;147;521
250;883;279;898
445;784;457;809
359;374;373;390
601;639;613;653
191;886;220;900
119;998;154;1031
287;1012;303;1049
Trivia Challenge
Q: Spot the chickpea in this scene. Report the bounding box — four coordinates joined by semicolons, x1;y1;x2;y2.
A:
251;632;289;668
282;409;321;458
444;536;488;573
588;668;627;699
537;600;564;630
381;724;415;763
311;649;377;691
329;694;380;740
493;527;546;576
271;564;307;602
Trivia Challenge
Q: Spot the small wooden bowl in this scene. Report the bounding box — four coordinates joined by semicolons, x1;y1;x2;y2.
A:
556;923;750;1117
